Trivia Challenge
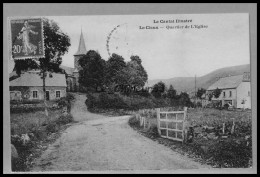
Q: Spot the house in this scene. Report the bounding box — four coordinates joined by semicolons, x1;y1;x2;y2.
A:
206;72;251;109
9;70;67;101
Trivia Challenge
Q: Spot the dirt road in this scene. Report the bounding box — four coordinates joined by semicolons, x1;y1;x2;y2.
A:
31;93;210;171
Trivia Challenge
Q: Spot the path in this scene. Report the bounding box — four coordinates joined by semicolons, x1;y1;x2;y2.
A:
31;93;210;171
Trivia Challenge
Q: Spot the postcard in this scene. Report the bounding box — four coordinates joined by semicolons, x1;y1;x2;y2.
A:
6;13;253;173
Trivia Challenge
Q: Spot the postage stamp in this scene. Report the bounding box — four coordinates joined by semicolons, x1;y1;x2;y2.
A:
9;17;44;60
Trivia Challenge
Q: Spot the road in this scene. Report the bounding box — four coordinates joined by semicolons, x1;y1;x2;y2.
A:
31;93;210;171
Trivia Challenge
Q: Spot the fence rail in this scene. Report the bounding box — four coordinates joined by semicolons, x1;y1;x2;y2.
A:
157;107;188;143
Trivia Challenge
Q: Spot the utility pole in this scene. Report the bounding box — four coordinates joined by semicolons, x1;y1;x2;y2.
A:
195;74;197;108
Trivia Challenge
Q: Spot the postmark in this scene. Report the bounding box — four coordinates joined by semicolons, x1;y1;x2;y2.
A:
8;17;44;60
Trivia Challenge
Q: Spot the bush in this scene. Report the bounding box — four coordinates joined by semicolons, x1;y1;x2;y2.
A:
128;116;140;127
10;107;44;114
46;122;58;134
66;92;75;101
86;92;156;111
55;114;73;125
56;97;68;107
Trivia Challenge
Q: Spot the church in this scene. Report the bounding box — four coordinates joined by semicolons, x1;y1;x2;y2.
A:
60;30;88;92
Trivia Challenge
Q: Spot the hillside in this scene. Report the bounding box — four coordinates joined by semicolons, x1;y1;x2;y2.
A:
146;64;250;93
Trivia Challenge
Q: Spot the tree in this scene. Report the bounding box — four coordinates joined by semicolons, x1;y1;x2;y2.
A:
151;81;166;98
124;55;148;87
197;88;206;99
13;18;71;118
166;85;177;99
78;50;106;92
166;85;177;106
213;87;222;99
105;53;127;88
178;92;192;107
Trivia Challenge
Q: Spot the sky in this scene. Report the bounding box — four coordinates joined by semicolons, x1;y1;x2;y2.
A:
9;14;250;80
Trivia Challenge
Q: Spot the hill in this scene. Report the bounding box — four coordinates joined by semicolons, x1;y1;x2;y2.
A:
146;64;250;93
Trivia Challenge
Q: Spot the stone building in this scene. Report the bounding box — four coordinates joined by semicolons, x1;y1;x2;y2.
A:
9;71;67;101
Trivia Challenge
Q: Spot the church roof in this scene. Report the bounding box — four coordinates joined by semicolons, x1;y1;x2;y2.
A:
74;30;87;56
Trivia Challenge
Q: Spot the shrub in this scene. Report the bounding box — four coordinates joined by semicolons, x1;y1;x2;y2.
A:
66;92;75;101
55;114;73;125
46;122;58;134
128;116;140;127
56;97;68;107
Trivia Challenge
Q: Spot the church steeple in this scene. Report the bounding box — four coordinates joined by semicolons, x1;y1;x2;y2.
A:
74;29;87;56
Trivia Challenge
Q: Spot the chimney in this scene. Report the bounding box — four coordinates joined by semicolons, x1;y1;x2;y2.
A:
242;72;250;82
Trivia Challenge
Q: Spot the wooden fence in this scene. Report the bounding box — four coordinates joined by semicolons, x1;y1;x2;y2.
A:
136;107;188;143
157;107;188;143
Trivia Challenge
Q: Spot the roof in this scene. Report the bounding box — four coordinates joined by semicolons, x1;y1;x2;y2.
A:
74;30;87;56
60;65;74;75
10;72;67;87
207;75;243;90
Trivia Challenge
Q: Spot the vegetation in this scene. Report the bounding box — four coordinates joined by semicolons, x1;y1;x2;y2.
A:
11;93;74;171
13;18;71;117
128;108;252;168
196;88;206;99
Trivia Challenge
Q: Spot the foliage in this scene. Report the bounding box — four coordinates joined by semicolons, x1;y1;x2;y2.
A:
78;50;106;91
128;116;140;128
213;87;222;99
86;92;156;111
151;81;166;98
123;55;148;87
130;108;252;168
177;92;193;107
166;85;177;99
10;107;74;171
197;88;206;99
105;53;127;88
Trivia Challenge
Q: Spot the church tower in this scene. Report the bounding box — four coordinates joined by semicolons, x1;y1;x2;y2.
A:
73;29;87;91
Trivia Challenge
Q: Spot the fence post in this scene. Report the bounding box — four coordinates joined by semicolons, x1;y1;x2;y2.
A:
183;107;188;144
156;108;161;136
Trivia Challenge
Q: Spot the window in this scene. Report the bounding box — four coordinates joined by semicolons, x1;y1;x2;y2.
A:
33;91;38;98
56;91;61;98
229;91;232;97
223;91;225;98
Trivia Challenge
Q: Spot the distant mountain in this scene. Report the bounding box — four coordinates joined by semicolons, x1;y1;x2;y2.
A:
146;64;250;93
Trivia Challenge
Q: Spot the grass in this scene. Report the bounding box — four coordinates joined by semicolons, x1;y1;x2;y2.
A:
11;109;63;135
129;108;252;168
10;93;75;171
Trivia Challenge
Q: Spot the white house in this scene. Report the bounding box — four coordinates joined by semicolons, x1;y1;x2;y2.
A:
9;71;67;101
206;72;251;109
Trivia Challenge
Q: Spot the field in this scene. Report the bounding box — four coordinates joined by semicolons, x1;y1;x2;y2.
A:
129;108;252;168
10;93;75;171
11;109;62;135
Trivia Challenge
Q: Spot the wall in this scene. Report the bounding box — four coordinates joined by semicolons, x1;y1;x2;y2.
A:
210;88;237;107
66;75;76;92
236;82;251;109
10;86;66;101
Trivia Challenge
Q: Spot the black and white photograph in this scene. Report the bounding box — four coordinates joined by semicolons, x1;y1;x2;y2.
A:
3;3;257;174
